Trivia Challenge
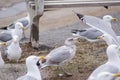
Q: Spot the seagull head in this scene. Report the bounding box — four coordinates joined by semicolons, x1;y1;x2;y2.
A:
15;22;25;30
26;55;42;68
25;55;42;80
107;45;120;58
97;34;111;41
103;15;117;22
96;72;120;80
65;37;79;46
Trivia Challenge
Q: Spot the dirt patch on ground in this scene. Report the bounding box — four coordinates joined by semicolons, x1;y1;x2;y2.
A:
0;1;119;80
3;39;108;80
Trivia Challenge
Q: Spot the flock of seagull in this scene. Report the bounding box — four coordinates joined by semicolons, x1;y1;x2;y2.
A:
0;10;120;80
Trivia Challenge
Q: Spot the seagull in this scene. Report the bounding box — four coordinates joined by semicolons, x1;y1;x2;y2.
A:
0;14;30;30
17;55;42;80
6;35;22;61
1;22;24;42
71;28;103;42
88;45;120;80
97;33;120;46
39;37;79;76
72;12;117;42
73;12;119;45
74;13;120;80
11;22;24;41
95;72;120;80
0;14;30;39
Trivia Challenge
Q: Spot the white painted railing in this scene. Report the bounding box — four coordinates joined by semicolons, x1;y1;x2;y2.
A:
44;0;120;8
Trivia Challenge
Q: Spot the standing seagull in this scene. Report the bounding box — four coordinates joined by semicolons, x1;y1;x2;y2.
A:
0;14;30;39
72;12;117;42
6;35;22;61
11;22;24;41
72;28;103;42
88;45;120;80
0;22;24;45
0;14;30;30
39;37;79;76
17;55;42;80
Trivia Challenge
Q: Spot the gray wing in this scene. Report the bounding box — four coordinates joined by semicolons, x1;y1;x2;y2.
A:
82;15;120;45
17;75;37;80
0;33;12;42
20;20;29;28
80;28;103;39
5;15;30;30
7;23;15;29
7;19;29;30
88;64;119;79
46;46;71;64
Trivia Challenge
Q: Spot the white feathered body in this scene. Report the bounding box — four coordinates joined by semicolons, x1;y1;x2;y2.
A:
44;45;76;66
12;29;23;41
7;42;22;60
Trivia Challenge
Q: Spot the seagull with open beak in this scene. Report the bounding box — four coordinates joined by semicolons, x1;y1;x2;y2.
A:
17;55;42;80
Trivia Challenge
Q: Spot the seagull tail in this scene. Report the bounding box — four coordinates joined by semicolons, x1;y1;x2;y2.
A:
72;10;84;20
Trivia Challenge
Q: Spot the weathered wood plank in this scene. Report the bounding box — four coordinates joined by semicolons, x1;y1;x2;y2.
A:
25;0;44;48
44;0;120;8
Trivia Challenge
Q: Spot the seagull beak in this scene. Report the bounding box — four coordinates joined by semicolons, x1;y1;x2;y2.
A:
21;26;25;30
0;42;6;46
112;18;117;21
37;56;45;68
13;39;17;43
38;56;45;61
97;36;102;39
113;73;120;78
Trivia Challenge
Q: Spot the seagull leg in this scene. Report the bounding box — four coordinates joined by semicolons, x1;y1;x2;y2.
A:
21;30;30;42
23;30;26;39
60;66;72;77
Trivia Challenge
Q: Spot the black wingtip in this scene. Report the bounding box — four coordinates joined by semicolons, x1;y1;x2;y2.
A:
71;29;81;34
72;10;84;20
104;6;109;9
71;29;78;34
71;29;86;34
0;26;8;30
